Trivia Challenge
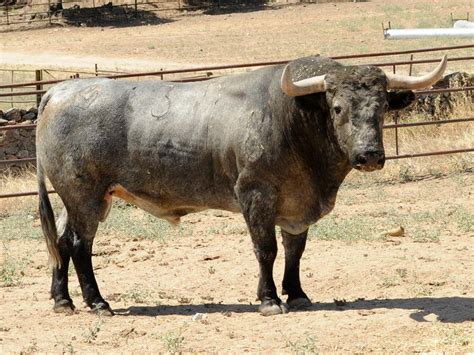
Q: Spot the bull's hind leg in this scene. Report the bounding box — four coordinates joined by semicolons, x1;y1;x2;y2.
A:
50;208;75;314
52;189;113;315
281;229;312;309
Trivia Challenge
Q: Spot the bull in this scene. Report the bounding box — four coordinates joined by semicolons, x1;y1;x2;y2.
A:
36;55;447;316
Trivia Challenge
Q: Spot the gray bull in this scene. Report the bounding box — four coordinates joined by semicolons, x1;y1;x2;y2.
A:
37;55;447;316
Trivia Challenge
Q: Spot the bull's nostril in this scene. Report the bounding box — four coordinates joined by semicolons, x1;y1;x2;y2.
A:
357;156;367;165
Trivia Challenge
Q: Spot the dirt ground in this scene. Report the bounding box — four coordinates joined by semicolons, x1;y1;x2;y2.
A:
1;173;473;353
1;0;473;353
1;0;473;73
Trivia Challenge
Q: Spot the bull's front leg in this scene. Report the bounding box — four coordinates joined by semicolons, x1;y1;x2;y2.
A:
281;229;312;309
236;182;288;316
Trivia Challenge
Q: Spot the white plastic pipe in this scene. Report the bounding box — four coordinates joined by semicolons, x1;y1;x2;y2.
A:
453;20;474;28
384;28;474;40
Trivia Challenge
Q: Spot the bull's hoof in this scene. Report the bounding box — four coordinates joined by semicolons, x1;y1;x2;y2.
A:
287;297;312;309
259;299;289;316
53;299;75;315
90;302;114;316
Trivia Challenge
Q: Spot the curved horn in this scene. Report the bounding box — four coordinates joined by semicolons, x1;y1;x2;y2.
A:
280;64;326;96
386;55;448;90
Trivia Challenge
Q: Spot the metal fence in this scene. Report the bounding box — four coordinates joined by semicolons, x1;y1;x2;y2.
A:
0;44;473;198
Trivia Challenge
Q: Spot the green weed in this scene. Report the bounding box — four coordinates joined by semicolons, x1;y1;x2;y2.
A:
309;215;378;242
82;316;104;344
120;288;153;305
0;244;25;287
162;328;185;354
285;333;318;354
453;208;473;233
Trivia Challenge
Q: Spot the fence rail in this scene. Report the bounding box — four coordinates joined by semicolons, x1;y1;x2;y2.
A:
1;45;473;199
1;44;473;94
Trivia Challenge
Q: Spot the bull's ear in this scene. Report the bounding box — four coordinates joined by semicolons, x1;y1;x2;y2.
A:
387;90;416;110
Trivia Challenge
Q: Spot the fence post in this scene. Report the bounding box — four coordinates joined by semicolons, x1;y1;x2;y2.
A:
409;54;413;76
6;3;9;25
35;70;43;107
394;112;399;156
95;63;98;76
10;70;14;108
134;0;138;17
47;0;52;25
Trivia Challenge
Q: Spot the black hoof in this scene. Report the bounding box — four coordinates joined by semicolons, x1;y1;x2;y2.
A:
287;297;312;309
90;302;114;316
259;299;289;316
53;299;75;314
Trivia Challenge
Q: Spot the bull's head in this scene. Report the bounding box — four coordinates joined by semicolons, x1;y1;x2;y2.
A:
281;56;447;172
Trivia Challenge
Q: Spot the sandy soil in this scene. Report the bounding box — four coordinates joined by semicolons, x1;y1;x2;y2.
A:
1;174;473;353
1;0;473;72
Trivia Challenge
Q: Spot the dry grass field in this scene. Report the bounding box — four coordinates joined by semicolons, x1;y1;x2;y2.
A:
1;0;473;352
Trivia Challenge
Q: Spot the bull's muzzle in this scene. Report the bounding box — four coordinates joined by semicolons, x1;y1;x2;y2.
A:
353;150;385;172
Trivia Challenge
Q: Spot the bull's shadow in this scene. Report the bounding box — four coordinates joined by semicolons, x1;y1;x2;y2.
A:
114;296;473;323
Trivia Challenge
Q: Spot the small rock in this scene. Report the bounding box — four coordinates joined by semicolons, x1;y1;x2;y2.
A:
5;108;21;122
22;112;36;121
192;312;209;323
358;310;376;316
17;150;30;159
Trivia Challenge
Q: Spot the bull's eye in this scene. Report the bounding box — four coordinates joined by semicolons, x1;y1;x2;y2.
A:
334;106;342;115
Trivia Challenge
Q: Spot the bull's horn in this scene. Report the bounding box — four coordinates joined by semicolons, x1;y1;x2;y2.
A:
280;64;326;96
386;55;448;90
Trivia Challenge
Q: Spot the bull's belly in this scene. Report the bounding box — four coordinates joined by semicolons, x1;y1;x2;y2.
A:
102;184;240;224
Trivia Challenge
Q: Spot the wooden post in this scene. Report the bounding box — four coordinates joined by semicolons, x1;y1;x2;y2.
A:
394;112;399;156
134;0;138;17
10;70;14;108
95;63;98;76
47;0;52;25
6;3;9;26
35;70;43;108
409;54;413;76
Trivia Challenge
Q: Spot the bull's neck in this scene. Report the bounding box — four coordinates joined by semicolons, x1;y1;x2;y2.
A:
282;95;352;191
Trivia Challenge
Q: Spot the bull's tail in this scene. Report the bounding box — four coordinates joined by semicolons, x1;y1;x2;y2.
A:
37;159;62;268
37;88;53;117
